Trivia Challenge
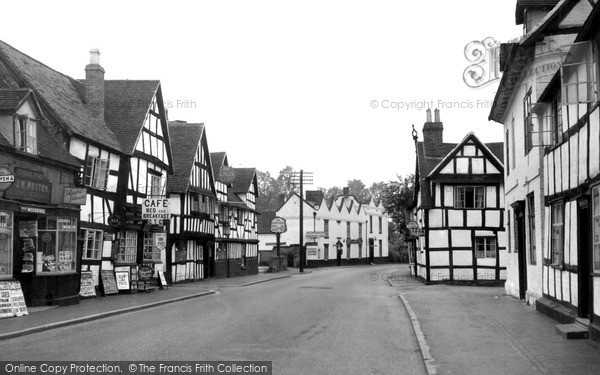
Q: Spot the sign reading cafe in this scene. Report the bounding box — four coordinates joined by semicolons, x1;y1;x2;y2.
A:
142;198;170;225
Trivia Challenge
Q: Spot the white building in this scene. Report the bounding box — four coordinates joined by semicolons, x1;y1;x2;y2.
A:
258;188;389;267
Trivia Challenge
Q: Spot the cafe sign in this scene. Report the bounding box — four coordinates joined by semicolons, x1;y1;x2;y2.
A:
142;198;170;225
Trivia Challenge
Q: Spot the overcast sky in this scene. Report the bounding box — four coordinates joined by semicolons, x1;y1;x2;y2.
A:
1;1;521;189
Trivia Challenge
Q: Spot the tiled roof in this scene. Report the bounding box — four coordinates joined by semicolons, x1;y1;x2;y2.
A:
0;40;122;152
102;80;160;154
257;210;277;234
230;168;256;194
0;89;30;111
166;122;204;194
210;152;227;181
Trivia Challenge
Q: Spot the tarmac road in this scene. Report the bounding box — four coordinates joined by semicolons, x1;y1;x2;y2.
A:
0;265;425;375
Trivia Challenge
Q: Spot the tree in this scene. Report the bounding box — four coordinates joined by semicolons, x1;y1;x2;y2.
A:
323;186;343;203
369;181;387;204
275;166;297;197
380;174;415;239
347;179;371;203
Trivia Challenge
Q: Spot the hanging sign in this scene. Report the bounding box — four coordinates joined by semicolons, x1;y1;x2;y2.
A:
271;217;287;234
154;233;167;251
142;198;170;225
79;271;96;298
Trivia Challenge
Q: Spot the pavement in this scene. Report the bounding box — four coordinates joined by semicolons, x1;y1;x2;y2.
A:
0;268;298;341
388;267;600;375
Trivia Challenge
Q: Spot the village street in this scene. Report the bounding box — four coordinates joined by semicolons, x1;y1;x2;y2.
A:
2;265;600;374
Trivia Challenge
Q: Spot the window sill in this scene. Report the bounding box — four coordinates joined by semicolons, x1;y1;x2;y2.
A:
142;260;163;264
549;264;564;271
37;271;78;276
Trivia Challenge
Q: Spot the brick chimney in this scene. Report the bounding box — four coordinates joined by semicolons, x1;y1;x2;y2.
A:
422;108;444;157
85;49;105;120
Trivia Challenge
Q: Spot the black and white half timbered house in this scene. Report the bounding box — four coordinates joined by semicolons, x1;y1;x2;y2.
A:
211;152;259;278
167;122;217;283
410;109;507;283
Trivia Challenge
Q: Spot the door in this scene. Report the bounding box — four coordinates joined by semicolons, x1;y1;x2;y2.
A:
578;196;592;319
369;239;375;264
513;202;527;300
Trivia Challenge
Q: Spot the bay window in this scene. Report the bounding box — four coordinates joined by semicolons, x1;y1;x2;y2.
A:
561;41;598;129
115;231;137;264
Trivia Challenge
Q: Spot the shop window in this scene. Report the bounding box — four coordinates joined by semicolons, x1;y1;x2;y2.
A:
454;186;485;208
38;217;77;273
143;233;161;262
15;116;37;154
0;211;13;279
551;202;565;266
216;244;227;260
85;156;110;190
116;231;137;264
82;228;103;260
474;237;497;258
527;194;536;265
593;187;600;272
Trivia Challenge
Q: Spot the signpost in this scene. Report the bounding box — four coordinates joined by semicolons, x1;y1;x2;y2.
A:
270;217;287;257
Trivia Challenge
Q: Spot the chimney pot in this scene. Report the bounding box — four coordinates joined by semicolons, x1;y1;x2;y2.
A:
426;108;432;123
434;108;440;122
89;49;101;65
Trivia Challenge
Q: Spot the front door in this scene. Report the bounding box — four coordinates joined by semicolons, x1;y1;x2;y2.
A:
369;239;375;264
515;205;527;300
578;195;592;319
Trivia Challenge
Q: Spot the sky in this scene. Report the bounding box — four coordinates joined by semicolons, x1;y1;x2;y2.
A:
0;0;522;189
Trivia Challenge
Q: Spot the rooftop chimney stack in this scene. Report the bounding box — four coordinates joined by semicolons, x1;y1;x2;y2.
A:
85;49;105;120
343;187;349;198
422;108;444;158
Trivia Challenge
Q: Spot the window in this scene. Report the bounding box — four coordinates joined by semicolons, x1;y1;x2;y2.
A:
241;244;246;267
38;217;77;273
237;209;243;226
379;239;383;258
552;91;563;145
346;243;351;259
346;222;351;239
378;217;382;234
593;187;600;272
15;116;37;154
454;186;485;208
510;117;516;168
324;244;329;261
116;231;137;264
551;202;564;266
524;88;533;154
85;156;110;189
149;174;162;196
561;41;597;128
527;194;536;265
474;237;497;258
219;205;229;223
507;212;512;253
82;228;103;260
0;211;13;280
369;216;373;233
324;219;329;238
143;232;161;261
358;223;362;238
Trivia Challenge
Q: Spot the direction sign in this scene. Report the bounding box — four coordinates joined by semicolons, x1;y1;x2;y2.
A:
306;231;325;238
270;217;287;234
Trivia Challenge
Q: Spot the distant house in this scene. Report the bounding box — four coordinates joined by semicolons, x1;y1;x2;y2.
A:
212;152;259;277
167;122;216;283
409;109;506;284
258;188;389;268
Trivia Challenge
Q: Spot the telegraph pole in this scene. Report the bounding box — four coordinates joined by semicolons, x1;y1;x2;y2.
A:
292;169;313;273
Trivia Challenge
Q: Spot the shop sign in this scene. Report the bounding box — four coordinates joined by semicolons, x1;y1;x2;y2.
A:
79;271;96;298
0;166;15;192
218;166;236;184
306;246;318;259
306;231;325;238
142;198;170;225
107;214;124;228
6;168;51;203
100;270;118;295
20;206;46;214
63;187;87;205
154;233;167;251
138;265;154;282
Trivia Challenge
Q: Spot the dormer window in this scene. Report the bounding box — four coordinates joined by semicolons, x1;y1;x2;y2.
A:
15;116;37;154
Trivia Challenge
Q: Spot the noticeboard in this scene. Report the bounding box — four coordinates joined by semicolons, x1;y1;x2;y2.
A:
100;270;119;295
158;271;168;288
0;281;29;318
115;271;131;290
79;271;96;298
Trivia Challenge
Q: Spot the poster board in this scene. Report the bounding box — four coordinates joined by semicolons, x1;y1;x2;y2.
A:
115;271;130;290
0;281;29;318
79;271;96;298
100;270;119;295
158;270;168;289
